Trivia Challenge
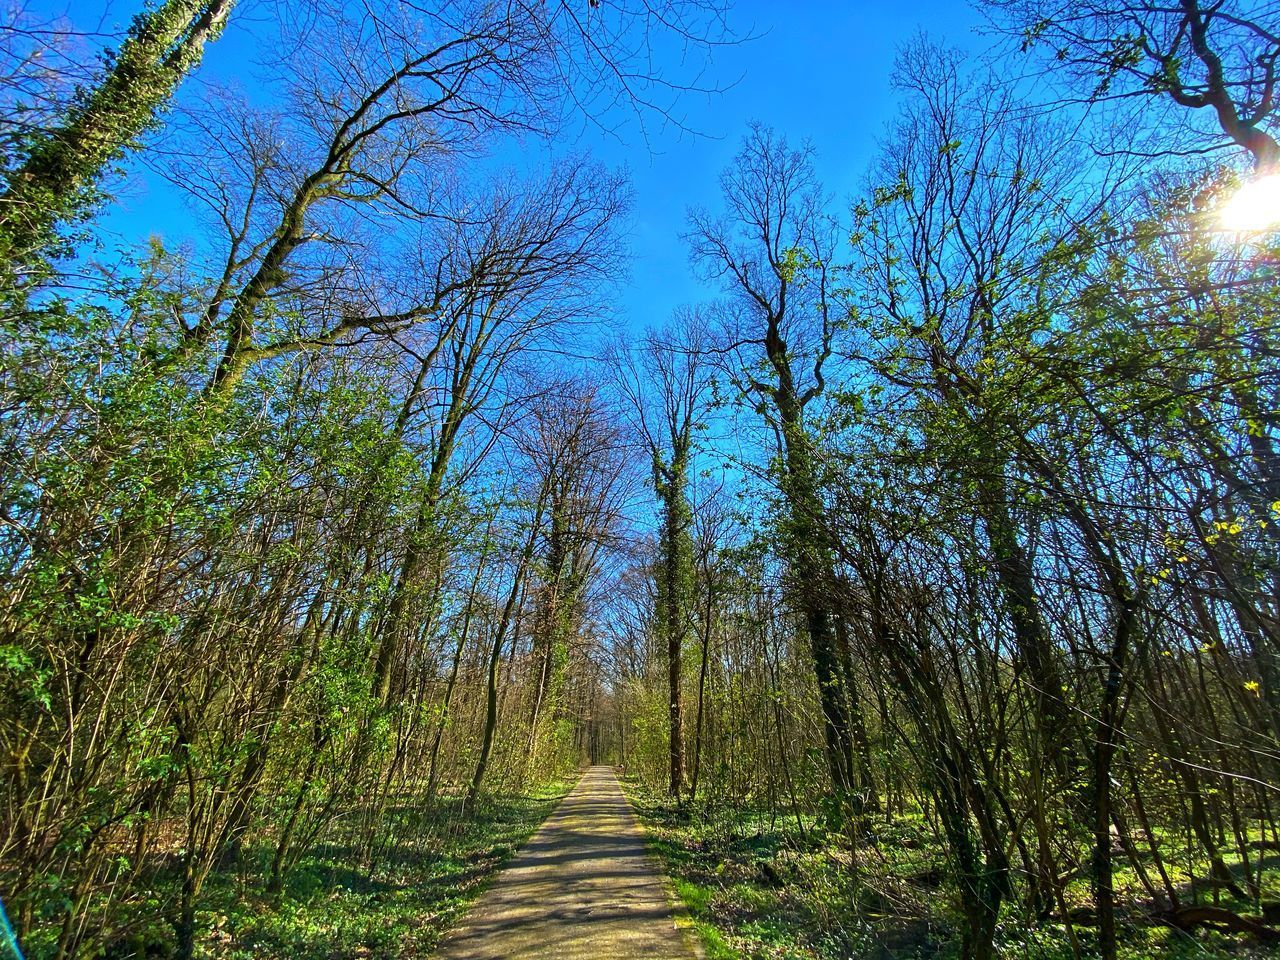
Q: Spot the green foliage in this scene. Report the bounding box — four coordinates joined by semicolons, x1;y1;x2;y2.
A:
4;3;1280;960
0;0;231;272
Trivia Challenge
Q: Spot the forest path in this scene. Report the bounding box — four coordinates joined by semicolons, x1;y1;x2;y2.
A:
432;765;699;960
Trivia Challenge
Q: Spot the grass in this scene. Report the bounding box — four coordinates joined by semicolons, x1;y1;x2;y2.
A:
623;780;1280;960
625;782;863;960
183;782;570;959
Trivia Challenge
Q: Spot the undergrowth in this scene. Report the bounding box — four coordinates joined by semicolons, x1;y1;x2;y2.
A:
75;782;571;960
624;780;1280;960
198;785;568;959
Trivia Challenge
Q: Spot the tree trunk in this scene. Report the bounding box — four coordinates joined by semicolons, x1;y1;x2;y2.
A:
465;519;540;813
1;0;234;267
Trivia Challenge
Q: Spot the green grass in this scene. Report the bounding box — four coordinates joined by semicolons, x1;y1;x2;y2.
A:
625;782;856;960
185;782;570;959
623;780;1280;960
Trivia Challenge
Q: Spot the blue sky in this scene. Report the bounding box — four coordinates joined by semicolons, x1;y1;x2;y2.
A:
49;0;987;331
597;1;985;327
579;0;987;498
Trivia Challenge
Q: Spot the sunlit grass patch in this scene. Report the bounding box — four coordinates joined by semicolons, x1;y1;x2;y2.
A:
191;783;571;959
624;777;1280;960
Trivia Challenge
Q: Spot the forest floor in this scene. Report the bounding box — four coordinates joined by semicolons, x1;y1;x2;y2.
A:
183;782;572;959
625;782;1280;960
434;765;699;960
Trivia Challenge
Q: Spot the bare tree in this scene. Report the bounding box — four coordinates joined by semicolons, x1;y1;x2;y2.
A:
608;308;713;797
989;0;1280;166
686;124;862;804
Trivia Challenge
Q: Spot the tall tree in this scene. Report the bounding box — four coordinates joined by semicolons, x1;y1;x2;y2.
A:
991;0;1280;166
687;125;860;804
0;0;233;271
610;310;713;797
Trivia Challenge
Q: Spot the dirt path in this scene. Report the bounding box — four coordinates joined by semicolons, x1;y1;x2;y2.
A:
433;766;698;960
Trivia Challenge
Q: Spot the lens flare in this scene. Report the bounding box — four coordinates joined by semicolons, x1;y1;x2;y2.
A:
1218;173;1280;232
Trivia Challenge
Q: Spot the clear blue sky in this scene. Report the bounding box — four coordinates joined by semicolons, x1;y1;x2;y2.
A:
593;1;985;328
47;0;986;331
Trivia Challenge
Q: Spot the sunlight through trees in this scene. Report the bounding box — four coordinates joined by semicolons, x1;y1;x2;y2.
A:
1;1;1278;958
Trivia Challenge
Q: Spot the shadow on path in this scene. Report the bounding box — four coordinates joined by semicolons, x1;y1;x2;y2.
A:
433;766;698;960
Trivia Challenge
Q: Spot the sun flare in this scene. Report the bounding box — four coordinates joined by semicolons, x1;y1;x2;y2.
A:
1218;172;1280;232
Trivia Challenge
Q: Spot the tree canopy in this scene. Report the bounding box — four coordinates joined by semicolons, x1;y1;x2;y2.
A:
1;2;1278;959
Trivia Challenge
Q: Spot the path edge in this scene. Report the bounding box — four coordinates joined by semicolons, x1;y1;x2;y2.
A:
614;768;707;960
430;769;587;956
